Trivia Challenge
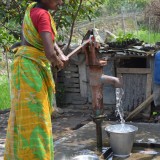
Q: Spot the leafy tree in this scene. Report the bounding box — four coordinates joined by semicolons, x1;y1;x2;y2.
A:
144;0;160;32
0;0;28;38
0;0;104;48
0;27;16;51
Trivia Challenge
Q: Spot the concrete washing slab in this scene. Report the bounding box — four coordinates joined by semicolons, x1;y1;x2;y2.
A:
0;121;160;160
54;121;160;160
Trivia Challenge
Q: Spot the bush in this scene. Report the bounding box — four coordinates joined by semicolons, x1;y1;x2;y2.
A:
0;75;10;110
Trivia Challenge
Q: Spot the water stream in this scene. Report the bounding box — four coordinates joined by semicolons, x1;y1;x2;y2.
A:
115;88;125;124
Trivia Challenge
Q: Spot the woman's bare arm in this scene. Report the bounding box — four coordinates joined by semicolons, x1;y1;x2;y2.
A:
54;42;68;61
40;32;64;69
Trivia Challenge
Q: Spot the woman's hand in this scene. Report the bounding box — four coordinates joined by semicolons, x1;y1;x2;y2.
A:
58;53;68;62
54;57;64;70
54;42;69;66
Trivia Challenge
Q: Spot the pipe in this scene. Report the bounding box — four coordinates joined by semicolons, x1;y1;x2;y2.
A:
95;118;103;152
89;66;104;116
92;115;106;152
101;74;122;88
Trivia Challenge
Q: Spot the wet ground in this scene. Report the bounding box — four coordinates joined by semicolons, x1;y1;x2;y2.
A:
0;105;160;160
0;105;93;159
54;121;160;160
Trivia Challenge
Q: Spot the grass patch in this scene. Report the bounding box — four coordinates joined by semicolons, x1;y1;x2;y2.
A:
135;30;160;44
0;75;10;110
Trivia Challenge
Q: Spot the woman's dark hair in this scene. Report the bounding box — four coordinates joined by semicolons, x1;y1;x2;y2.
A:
34;0;41;2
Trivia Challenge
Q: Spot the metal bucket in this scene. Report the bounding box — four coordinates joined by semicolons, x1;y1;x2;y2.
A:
105;124;138;157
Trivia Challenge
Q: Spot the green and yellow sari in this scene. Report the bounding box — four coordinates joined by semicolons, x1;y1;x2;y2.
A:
4;2;57;160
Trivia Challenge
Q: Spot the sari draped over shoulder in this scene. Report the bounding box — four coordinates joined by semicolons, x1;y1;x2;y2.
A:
4;2;57;160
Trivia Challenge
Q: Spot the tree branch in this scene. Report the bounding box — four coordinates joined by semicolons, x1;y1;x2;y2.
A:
65;0;83;52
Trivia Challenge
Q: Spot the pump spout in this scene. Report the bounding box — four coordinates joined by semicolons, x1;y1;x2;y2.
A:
101;74;122;88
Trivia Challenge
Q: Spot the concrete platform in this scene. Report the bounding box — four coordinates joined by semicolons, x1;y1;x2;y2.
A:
0;121;160;160
54;121;160;160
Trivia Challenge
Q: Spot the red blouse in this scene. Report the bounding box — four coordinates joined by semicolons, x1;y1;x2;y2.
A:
30;8;55;40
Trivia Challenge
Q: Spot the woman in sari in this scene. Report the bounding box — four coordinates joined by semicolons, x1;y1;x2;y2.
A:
4;0;67;159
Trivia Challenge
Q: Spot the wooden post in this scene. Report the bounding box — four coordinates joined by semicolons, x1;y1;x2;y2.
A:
134;14;138;36
121;7;126;34
125;94;153;121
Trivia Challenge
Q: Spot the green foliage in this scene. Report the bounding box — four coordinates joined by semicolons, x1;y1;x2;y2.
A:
0;0;29;24
0;0;29;41
115;29;160;44
116;32;134;43
0;27;17;50
104;0;149;15
0;0;104;42
54;0;104;41
0;75;10;110
135;30;160;44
